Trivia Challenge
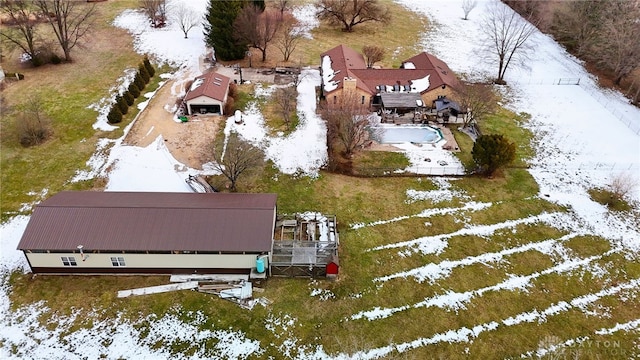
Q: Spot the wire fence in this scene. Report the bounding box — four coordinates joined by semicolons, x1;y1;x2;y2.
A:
511;77;581;85
511;76;640;135
531;161;639;173
579;84;640;135
351;161;637;178
353;165;466;177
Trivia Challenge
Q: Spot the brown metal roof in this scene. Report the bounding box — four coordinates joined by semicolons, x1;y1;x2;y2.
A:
401;52;461;91
184;71;230;102
320;45;460;95
17;192;277;253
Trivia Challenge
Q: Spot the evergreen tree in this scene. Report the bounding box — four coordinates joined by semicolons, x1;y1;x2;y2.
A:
472;134;516;176
203;0;247;61
143;55;155;77
128;82;141;98
107;105;123;124
138;63;150;84
134;72;145;90
123;91;135;106
115;95;128;115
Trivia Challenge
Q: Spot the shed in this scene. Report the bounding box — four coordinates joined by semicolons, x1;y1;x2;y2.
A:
17;191;277;275
184;72;230;115
326;255;339;280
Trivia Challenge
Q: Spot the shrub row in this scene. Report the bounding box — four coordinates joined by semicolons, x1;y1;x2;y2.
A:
107;56;156;124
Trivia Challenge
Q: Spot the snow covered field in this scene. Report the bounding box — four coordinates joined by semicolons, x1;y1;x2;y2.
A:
1;0;639;358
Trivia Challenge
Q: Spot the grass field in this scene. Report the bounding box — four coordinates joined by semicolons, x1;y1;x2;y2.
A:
2;1;639;359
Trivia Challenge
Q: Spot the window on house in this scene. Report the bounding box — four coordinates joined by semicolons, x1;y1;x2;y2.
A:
111;257;126;267
61;256;77;266
333;95;337;104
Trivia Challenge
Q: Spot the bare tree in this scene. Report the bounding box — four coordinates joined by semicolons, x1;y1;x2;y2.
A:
233;5;280;62
322;91;375;158
593;1;640;85
35;0;96;62
608;172;638;202
459;82;497;129
16;95;53;147
549;0;606;57
481;1;537;84
273;86;297;130
461;0;477;20
0;0;40;64
316;0;390;32
140;0;167;28
362;45;384;68
276;13;302;62
172;3;199;39
212;132;265;192
274;0;290;18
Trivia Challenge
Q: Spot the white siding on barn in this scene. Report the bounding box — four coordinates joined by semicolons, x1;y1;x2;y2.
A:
26;252;266;270
187;95;223;106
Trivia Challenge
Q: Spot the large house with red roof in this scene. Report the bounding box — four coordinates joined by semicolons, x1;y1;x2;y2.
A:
320;45;460;111
184;71;231;115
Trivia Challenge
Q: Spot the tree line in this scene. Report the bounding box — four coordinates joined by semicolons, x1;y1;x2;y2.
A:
503;0;640;104
203;0;389;62
107;56;155;125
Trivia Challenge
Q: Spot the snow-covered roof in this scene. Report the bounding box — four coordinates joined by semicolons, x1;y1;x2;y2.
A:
184;72;230;102
320;45;459;96
321;55;340;92
410;74;431;93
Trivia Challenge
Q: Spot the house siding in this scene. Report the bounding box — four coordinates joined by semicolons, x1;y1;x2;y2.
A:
422;87;458;107
25;252;267;274
326;88;372;108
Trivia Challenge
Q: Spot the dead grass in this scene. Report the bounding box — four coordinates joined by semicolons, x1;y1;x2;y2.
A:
0;0;141;221
232;0;428;69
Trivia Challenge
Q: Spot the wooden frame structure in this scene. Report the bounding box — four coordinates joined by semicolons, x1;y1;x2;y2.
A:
270;213;339;278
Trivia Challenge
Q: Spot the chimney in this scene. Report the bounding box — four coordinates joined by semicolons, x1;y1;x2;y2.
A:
343;77;357;92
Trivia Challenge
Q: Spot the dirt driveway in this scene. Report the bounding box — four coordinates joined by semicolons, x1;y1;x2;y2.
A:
123;78;222;169
122;65;296;169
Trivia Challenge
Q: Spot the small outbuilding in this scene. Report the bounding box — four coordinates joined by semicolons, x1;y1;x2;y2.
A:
17;191;277;275
184;72;230;115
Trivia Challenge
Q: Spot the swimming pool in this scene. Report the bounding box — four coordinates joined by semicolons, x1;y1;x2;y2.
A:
378;125;443;144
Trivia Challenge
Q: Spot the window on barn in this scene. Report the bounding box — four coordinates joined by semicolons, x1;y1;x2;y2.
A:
111;257;126;267
61;256;77;266
361;96;365;104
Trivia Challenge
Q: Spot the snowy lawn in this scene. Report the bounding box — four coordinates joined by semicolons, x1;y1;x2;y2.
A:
1;0;639;359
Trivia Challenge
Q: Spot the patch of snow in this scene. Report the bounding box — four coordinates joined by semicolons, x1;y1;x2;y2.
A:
595;318;640;335
321;56;340;92
351;201;491;230
87;68;137;131
190;78;204;91
403;62;416;69
371;212;562;254
292;4;319;39
0;216;31;273
105;136;213;192
375;233;580;284
228;70;327;176
410;73;430;93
